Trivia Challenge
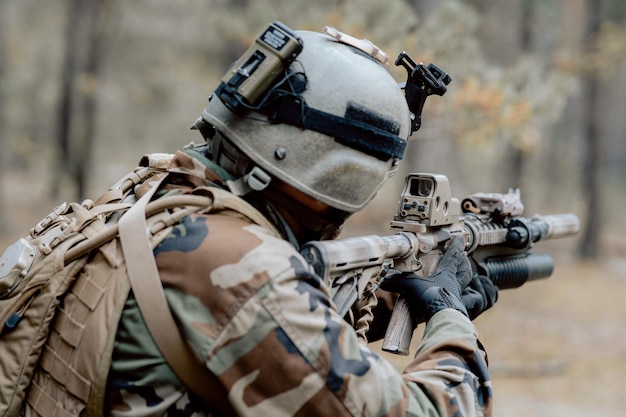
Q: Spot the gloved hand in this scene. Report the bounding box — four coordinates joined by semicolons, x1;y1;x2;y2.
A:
380;235;473;321
460;274;499;320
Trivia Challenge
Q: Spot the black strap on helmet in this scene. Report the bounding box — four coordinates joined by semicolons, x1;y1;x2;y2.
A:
265;94;407;161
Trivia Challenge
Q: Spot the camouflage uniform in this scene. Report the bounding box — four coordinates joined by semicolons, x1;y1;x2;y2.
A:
105;149;493;417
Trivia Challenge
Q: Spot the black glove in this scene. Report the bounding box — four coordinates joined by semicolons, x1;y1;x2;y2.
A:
461;274;499;320
380;235;473;321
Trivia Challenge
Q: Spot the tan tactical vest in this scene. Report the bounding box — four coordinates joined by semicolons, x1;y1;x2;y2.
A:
5;153;279;417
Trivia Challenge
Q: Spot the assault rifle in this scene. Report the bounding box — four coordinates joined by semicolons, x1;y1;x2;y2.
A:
300;173;580;355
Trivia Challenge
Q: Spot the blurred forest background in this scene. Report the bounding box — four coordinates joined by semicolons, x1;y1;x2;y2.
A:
0;0;625;416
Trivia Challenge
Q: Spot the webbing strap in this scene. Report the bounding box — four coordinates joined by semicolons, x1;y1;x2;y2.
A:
267;96;407;160
117;175;233;415
28;381;75;417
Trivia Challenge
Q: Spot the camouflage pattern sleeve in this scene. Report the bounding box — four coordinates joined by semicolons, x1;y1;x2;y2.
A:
405;310;493;416
108;211;492;416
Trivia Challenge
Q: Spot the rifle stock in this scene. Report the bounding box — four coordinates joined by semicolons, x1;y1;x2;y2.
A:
300;173;580;356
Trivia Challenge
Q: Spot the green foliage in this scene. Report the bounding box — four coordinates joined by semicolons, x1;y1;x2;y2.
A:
1;0;625;246
449;55;579;152
405;1;580;153
588;21;626;76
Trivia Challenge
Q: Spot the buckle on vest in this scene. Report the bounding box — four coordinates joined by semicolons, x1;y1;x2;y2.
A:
32;203;68;236
37;221;72;255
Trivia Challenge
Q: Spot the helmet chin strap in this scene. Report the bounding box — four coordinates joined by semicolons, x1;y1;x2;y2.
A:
254;198;301;249
258;183;350;246
196;124;273;197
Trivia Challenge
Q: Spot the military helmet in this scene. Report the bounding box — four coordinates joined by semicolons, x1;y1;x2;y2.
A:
200;23;412;213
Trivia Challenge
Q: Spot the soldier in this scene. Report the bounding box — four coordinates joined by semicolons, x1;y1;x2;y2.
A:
31;23;498;416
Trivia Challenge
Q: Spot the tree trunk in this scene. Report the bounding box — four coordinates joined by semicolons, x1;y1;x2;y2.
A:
53;0;78;198
578;0;603;259
74;0;104;200
53;0;104;200
507;0;534;191
0;0;7;232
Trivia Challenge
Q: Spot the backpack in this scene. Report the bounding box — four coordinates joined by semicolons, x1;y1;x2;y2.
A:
0;152;274;416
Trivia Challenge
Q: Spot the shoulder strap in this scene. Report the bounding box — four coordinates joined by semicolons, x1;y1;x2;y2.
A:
117;175;234;415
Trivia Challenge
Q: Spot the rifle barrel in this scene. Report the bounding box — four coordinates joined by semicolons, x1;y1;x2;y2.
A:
535;213;580;239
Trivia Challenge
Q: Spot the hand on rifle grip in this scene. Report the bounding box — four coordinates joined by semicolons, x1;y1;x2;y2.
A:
460;274;499;320
380;236;471;321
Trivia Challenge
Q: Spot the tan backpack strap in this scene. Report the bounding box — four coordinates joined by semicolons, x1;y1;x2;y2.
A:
117;175;233;415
